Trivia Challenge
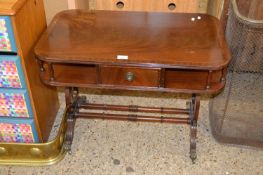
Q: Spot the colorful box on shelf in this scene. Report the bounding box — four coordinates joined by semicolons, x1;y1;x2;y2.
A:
0;117;38;143
0;55;26;88
0;89;33;118
0;16;17;53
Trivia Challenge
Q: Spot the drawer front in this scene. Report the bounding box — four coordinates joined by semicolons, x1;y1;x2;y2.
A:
100;66;160;87
0;16;17;52
0;55;26;88
95;0;200;13
0;118;38;143
0;89;33;118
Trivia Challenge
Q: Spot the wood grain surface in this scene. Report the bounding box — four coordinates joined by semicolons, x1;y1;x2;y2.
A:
0;0;26;15
35;10;230;94
35;10;230;70
100;65;161;87
12;0;59;142
95;0;199;13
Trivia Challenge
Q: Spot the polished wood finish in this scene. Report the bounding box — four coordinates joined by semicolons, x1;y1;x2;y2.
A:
100;65;160;87
0;0;26;15
42;63;97;85
165;69;224;91
80;103;189;114
35;10;230;162
6;0;59;142
76;112;190;124
63;93;201;163
35;10;230;95
39;63;226;94
35;10;230;70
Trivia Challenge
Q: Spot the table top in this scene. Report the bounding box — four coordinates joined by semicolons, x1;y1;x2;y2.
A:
34;10;230;70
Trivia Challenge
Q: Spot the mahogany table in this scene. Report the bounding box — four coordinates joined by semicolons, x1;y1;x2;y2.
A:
34;10;231;163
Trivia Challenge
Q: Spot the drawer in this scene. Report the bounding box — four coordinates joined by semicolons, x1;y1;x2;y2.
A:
40;63;97;86
0;55;26;88
95;0;199;13
100;66;160;87
0;16;17;52
165;69;224;91
0;89;33;118
0;118;38;143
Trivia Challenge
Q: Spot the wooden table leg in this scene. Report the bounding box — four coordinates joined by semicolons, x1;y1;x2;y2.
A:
65;87;79;106
189;94;200;163
64;87;82;154
63;90;201;162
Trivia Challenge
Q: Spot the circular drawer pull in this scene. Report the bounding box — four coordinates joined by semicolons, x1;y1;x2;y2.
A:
116;1;124;9
125;72;134;82
168;3;176;11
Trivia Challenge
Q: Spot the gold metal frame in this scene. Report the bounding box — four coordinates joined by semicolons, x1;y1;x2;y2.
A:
0;109;68;166
231;0;263;23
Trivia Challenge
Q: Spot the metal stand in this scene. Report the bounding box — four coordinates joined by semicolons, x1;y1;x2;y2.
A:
64;87;200;163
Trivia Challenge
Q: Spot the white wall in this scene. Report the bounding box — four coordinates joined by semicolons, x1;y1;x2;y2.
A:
44;0;90;24
43;0;69;24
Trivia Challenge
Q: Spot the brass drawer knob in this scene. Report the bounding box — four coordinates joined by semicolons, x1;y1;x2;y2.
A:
125;72;134;82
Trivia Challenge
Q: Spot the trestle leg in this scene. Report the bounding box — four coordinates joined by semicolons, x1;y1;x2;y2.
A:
189;94;200;164
64;87;86;154
190;120;197;163
63;89;201;163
